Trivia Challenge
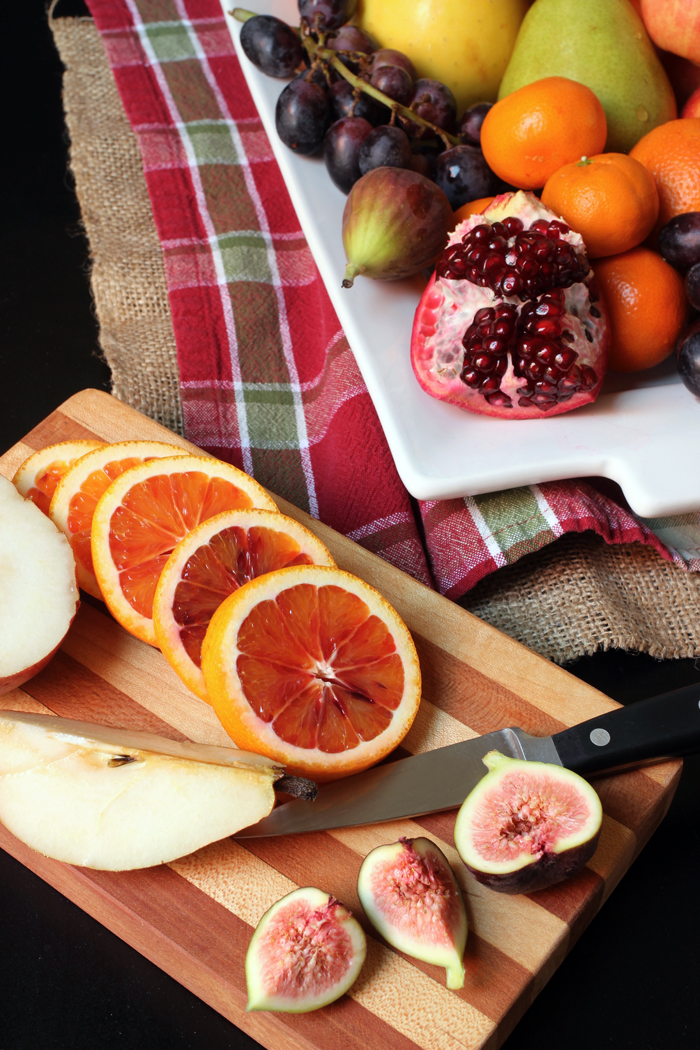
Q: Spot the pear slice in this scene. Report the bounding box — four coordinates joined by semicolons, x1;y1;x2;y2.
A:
0;711;285;870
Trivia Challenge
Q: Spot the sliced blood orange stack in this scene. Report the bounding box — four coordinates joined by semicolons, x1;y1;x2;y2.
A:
153;509;335;703
201;565;422;781
91;455;279;646
49;440;187;598
13;440;105;515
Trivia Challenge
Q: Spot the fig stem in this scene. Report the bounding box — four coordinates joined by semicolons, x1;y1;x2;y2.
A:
342;262;364;288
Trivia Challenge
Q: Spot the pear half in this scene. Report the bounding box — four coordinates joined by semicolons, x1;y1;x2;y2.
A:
0;711;284;870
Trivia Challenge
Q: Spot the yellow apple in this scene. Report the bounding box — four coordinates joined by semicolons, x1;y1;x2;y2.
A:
354;0;530;115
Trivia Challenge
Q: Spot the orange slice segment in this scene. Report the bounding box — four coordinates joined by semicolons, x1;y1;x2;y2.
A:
201;565;422;781
13;440;105;515
49;440;188;598
153;509;336;703
91;455;279;645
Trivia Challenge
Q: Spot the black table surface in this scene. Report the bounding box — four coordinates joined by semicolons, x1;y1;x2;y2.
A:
2;3;699;1048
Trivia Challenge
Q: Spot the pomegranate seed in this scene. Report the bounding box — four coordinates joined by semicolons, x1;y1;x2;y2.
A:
502;217;524;235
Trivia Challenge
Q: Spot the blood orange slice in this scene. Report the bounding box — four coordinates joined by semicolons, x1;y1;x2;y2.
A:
13;440;105;515
91;455;279;645
154;509;335;703
201;565;422;781
49;440;187;598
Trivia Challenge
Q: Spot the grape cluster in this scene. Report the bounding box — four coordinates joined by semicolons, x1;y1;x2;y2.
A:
236;2;502;202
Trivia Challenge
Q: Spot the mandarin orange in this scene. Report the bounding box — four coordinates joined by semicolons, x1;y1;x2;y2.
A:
629;118;700;234
480;77;607;191
593;247;688;372
541;153;659;258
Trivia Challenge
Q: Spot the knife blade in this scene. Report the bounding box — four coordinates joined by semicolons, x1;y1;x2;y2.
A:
236;681;700;837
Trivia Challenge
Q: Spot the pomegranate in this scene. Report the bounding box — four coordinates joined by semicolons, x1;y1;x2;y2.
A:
410;191;610;419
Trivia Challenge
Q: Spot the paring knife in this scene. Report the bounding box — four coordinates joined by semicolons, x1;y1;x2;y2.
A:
236;681;700;837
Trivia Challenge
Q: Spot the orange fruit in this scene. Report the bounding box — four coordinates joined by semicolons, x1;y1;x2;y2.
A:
541;153;659;259
629;118;700;234
91;455;278;645
480;77;607;191
13;440;105;515
593;247;689;372
49;440;187;597
201;565;422;781
153;509;335;703
452;196;495;226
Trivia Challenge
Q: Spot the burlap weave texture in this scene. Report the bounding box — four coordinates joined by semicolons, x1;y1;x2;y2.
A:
50;16;700;665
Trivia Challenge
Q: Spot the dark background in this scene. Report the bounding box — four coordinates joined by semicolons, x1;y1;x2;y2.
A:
2;2;699;1048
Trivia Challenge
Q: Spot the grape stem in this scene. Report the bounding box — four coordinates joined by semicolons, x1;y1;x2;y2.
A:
230;7;460;148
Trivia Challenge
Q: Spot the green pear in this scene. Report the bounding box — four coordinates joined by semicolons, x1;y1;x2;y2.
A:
498;0;677;153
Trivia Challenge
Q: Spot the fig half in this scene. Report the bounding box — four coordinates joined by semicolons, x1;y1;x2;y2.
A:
245;887;366;1012
454;751;603;895
357;836;467;989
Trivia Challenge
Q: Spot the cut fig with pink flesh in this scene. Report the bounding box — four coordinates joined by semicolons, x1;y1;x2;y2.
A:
454;751;603;895
245;887;366;1012
411;190;610;419
357;836;467;989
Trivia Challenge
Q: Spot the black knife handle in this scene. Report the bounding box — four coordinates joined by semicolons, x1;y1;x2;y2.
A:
552;683;700;775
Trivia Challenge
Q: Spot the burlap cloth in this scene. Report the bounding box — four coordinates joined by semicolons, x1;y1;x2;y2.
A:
50;15;700;665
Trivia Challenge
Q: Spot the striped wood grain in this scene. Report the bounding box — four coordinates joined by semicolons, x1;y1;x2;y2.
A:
0;390;682;1050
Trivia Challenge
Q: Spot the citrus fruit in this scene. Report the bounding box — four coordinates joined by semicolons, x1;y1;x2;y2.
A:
541;153;659;259
91;455;278;645
153;509;335;703
201;565;422;781
593;247;689;372
480;77;607;191
13;440;104;515
49;440;187;598
629;118;700;234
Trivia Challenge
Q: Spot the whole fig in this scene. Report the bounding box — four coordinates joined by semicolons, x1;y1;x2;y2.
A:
342;168;453;287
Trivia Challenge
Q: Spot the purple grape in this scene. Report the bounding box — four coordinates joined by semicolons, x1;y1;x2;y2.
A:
276;79;330;155
410;78;457;132
240;16;304;78
328;25;376;54
458;103;493;147
686;262;700;311
370;65;413;106
368;48;416;81
434;145;498;209
324;117;373;193
677;320;700;397
329;79;389;126
659;213;700;270
358;125;412;175
298;0;358;31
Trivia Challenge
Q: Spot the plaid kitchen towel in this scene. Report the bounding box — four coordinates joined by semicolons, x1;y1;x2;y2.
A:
83;0;700;600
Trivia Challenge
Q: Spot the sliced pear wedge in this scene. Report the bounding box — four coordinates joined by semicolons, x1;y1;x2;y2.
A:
0;712;287;870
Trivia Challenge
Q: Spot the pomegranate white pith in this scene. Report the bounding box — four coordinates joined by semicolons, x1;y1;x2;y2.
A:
0;476;79;695
411;191;610;419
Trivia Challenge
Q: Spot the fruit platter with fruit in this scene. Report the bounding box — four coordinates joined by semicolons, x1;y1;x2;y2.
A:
221;0;700;518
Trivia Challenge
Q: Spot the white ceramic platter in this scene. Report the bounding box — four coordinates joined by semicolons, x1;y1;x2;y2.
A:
222;0;700;518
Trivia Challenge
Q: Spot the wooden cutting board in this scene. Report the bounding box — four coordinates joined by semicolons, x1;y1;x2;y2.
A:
0;389;681;1050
